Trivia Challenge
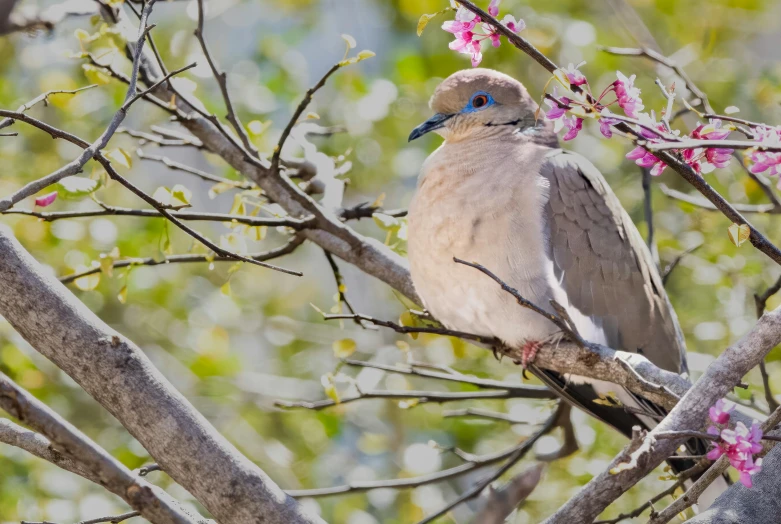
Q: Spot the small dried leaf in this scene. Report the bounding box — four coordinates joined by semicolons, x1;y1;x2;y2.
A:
727;223;750;247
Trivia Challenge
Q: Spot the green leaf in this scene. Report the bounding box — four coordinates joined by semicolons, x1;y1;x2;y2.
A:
117;285;128;304
372;212;400;231
152;185;191;209
81;64;112;85
105;148;132;169
417;7;455;36
321;373;340;404
338;50;376;67
57;176;100;199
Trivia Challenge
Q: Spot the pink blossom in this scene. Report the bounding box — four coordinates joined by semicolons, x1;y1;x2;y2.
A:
599;109;620;138
544;88;570;121
501;14;525;33
738;456;763;488
709;399;734;425
565;62;587;86
442;6;480;33
709;419;764;484
448;30;476;52
746;126;781;181
34;191;57;208
686;120;734;174
442;3;524;67
561;115;583;141
614;71;644;118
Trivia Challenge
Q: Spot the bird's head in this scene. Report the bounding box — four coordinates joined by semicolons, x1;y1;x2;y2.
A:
408;68;538;142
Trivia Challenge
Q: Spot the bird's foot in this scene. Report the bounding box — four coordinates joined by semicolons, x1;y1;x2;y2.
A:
521;340;542;369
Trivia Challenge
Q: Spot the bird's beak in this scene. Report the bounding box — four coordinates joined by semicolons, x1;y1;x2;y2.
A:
408;113;454;142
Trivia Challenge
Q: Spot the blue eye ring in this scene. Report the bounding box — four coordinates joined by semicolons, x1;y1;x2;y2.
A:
462;91;495;113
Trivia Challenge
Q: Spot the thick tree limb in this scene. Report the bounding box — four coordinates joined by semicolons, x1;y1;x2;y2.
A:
541;308;781;524
0;418;97;483
0;373;196;524
103;4;419;301
0;224;323;524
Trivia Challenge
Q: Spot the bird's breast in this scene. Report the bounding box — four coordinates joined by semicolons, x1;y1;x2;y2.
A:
407;146;560;347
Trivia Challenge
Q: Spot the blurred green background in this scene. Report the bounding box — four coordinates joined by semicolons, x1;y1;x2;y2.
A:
1;0;781;522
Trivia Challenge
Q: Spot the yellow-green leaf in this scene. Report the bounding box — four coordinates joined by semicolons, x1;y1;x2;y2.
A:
247;119;271;135
372;212;400;231
208;181;236;198
728;223;750;247
321;373;340;404
152;185;191;209
74;29;90;41
229;193;245;215
220;280;231;296
81;64;112;85
105;148;132;169
220;233;247;254
341;34;357;49
416;7;454;36
74;267;100;291
57;176;100;199
117;285;127;304
333;338;357;358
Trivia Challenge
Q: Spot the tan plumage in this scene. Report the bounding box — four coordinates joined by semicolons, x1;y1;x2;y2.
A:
407;68;688;437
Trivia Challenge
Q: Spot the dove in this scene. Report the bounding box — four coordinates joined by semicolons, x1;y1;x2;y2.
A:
406;67;705;464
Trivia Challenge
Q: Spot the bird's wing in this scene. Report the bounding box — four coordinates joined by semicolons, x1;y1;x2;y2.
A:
540;149;687;374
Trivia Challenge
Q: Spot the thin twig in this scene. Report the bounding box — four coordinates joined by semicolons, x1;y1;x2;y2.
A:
660;183;778;214
453;257;586;348
416;402;564;524
269;64;341;176
60;235;305;284
754;275;781;411
341;359;555;397
5;202;314;229
286;402;562;501
275;388;546;411
661;242;703;285
137;150;253;188
193;0;258;157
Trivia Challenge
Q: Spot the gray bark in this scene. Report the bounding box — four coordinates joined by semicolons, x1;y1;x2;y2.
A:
0;224;323;524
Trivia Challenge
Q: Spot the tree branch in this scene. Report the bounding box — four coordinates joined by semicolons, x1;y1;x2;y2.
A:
0;224;323;524
59;234;305;284
541;308;781;524
0;372;197;524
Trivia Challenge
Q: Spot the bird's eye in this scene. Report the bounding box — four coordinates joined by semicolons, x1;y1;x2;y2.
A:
472;94;489;108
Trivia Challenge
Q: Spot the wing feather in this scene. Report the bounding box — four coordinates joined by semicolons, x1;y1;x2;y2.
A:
541;149;687;374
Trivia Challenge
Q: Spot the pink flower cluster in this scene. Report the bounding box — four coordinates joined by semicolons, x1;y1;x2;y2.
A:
442;0;524;67
747;125;781;186
541;63;735;174
706;399;763;488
